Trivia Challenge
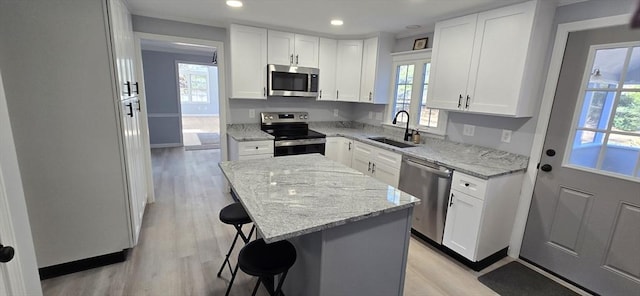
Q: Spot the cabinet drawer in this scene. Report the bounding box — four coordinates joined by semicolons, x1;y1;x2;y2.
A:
375;149;402;170
451;172;487;200
237;140;274;156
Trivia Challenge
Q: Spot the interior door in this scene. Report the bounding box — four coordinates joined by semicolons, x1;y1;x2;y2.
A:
521;25;640;296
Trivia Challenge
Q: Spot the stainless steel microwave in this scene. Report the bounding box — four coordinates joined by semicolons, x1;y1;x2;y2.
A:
267;64;319;97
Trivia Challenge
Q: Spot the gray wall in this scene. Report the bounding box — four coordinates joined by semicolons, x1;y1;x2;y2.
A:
228;98;353;124
142;50;219;145
132;15;226;42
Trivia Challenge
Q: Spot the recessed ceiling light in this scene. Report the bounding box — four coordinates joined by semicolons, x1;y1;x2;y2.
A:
406;25;421;29
226;0;243;8
331;19;344;26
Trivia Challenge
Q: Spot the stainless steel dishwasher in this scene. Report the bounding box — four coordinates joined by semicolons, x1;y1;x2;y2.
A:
398;156;452;244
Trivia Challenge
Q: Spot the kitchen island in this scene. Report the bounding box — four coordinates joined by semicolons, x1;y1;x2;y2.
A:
219;154;420;296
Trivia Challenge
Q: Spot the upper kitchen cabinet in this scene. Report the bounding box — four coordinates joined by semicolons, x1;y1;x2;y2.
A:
318;38;338;100
359;34;394;104
268;30;319;68
427;0;555;117
335;40;363;102
230;24;268;99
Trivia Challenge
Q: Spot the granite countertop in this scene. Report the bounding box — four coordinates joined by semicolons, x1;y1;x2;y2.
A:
227;123;273;141
310;126;528;179
219;154;420;243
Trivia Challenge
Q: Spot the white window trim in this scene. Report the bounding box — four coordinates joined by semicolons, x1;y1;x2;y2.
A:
562;41;640;182
385;49;448;136
176;61;212;104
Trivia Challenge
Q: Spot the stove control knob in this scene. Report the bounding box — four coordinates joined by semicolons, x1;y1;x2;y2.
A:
304;115;308;119
299;115;304;119
268;116;273;120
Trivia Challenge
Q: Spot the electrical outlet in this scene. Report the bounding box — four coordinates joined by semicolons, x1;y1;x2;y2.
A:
375;112;383;121
368;111;373;119
463;124;475;136
249;109;255;118
333;109;339;117
501;129;512;143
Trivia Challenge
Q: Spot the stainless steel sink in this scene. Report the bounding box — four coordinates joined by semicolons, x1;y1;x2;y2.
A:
368;137;415;148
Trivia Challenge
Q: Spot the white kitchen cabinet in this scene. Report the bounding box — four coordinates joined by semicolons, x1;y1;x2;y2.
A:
318;38;337;101
442;171;524;262
325;137;355;167
359;34;394;104
230;24;268;99
268;30;319;68
335;40;363;102
352;141;401;187
227;136;274;161
427;0;554;117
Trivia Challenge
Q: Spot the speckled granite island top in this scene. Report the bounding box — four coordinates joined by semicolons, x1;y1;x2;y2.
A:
219;154;420;243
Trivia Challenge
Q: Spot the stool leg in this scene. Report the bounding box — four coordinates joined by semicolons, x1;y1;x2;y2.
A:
217;228;241;277
224;263;240;296
274;270;289;296
251;278;261;296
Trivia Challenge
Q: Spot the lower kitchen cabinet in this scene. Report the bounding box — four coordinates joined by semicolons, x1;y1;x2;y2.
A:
352;141;401;187
442;171;524;262
325;137;354;167
227;136;274;160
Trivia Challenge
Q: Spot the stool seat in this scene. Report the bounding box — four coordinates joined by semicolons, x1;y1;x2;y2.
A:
219;202;252;225
239;239;297;277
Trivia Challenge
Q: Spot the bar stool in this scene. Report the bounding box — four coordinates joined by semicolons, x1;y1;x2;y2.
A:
238;239;297;296
217;202;255;296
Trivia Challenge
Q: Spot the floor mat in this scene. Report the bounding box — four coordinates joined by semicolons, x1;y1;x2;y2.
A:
197;132;220;145
478;262;579;296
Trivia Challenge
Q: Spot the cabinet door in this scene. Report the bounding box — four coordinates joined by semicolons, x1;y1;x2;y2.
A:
442;190;483;261
371;162;399;188
359;37;378;102
294;34;319;68
465;2;534;115
230;24;268;99
351;151;371;175
318;38;337;101
325;137;341;162
427;14;477;111
335;40;363;102
268;30;295;66
339;139;353;167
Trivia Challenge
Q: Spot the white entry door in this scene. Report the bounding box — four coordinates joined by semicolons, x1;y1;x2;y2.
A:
521;25;640;295
0;69;42;295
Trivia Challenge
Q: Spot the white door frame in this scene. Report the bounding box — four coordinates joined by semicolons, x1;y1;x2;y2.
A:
133;32;228;203
509;13;633;258
0;69;42;295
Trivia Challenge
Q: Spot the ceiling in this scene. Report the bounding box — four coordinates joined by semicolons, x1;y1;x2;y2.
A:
127;0;546;38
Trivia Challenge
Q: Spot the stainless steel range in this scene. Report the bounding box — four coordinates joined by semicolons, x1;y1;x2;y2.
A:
260;112;326;156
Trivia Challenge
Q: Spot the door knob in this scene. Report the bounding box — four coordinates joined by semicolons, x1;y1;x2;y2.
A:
546;149;556;156
0;244;15;263
540;164;552;172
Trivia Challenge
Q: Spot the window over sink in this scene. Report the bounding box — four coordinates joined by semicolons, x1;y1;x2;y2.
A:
388;50;447;136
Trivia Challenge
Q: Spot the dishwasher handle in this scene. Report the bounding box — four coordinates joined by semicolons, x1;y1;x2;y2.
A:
403;159;451;178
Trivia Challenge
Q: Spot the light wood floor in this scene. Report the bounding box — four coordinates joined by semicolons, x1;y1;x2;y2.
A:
41;148;536;295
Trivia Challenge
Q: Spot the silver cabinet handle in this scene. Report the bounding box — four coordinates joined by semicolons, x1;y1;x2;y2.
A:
290;54;293;64
372;163;376;173
336;90;339;99
296;54;299;65
458;94;462;108
449;193;454;207
368;161;371;171
369;91;372;101
348;142;351;151
319;90;322;99
263;87;266;97
466;95;470;109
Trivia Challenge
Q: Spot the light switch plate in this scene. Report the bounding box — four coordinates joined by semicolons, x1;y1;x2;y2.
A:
333;109;339;117
368;111;373;119
501;129;512;143
463;124;475;136
249;109;255;118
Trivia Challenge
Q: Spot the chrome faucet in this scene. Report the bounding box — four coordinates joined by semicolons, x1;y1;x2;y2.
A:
392;110;411;141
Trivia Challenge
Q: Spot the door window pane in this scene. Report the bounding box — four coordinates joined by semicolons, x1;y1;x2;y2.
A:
623;47;640;89
419;63;438;127
612;92;640;134
588;48;627;89
177;63;210;103
601;135;640;175
578;91;615;129
569;131;605;169
393;64;414;123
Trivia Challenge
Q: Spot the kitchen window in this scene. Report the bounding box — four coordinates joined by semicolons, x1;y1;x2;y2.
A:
178;63;210;103
388;50;447;136
565;42;640;180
